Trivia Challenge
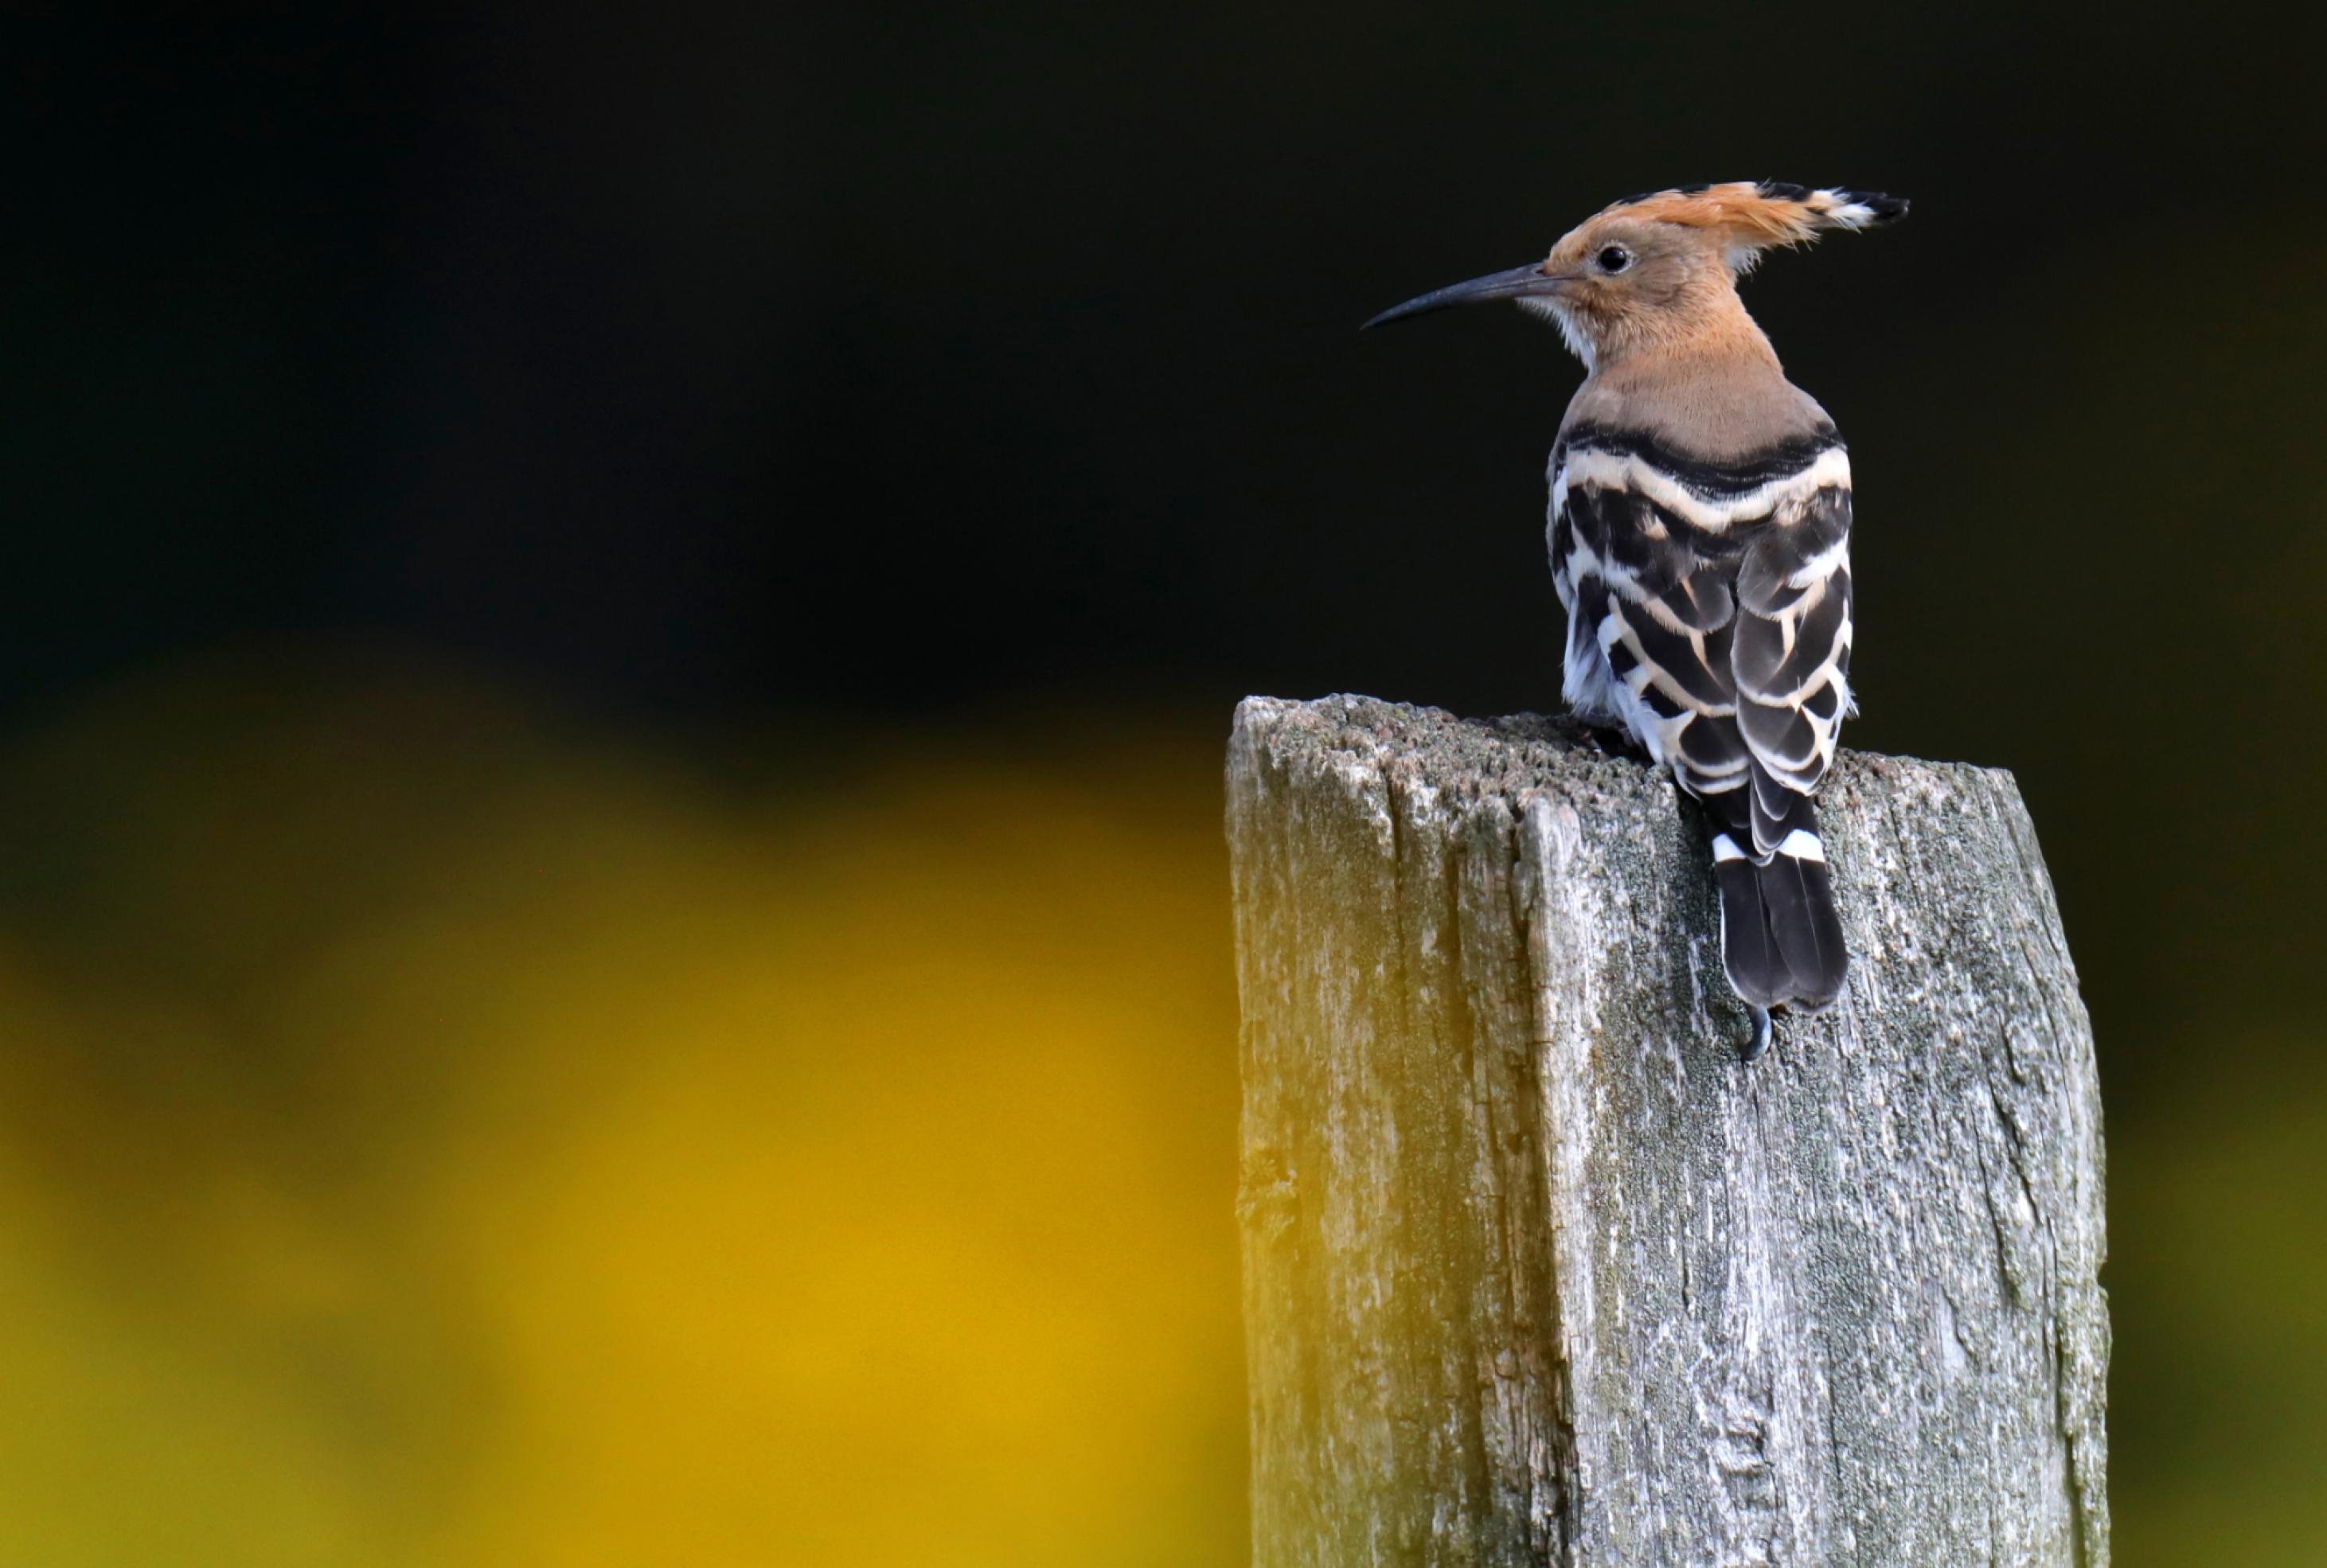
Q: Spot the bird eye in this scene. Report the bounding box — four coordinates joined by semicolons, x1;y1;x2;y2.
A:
1597;245;1633;273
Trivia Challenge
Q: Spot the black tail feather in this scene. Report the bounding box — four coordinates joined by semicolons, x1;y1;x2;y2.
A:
1759;852;1848;1008
1713;855;1790;1008
1703;786;1849;1016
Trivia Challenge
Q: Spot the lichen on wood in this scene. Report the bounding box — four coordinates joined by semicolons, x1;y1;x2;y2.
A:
1227;695;2108;1567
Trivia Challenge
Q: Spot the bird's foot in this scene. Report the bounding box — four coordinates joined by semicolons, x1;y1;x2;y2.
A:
1742;1004;1774;1063
1581;723;1652;764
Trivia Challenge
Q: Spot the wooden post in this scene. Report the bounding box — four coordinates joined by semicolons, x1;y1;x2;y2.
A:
1226;696;2108;1567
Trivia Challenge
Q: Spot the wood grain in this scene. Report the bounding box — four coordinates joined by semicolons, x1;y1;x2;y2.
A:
1228;695;2108;1567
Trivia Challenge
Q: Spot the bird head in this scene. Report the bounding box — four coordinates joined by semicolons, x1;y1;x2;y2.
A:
1365;181;1907;368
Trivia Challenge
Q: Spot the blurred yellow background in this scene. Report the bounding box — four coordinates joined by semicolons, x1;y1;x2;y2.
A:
0;651;2320;1564
0;652;1244;1566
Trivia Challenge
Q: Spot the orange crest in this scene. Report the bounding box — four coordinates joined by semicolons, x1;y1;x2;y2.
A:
1587;181;1907;270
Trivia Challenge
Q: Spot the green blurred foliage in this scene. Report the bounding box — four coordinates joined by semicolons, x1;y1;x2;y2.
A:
2106;1043;2327;1567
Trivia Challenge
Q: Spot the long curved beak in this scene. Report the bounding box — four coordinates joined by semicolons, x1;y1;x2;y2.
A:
1362;261;1577;329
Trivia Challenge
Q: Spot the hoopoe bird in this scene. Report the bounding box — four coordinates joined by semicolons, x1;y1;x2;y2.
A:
1366;181;1907;1059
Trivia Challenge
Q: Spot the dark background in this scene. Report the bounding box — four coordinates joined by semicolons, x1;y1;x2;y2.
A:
8;3;2325;1562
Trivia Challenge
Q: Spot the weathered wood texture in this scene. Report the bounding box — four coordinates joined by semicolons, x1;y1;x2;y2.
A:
1227;695;2108;1568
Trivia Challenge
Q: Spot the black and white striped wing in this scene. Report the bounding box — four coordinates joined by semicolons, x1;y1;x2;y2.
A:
1733;484;1853;852
1550;432;1853;799
1549;429;1855;1012
1549;443;1751;798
